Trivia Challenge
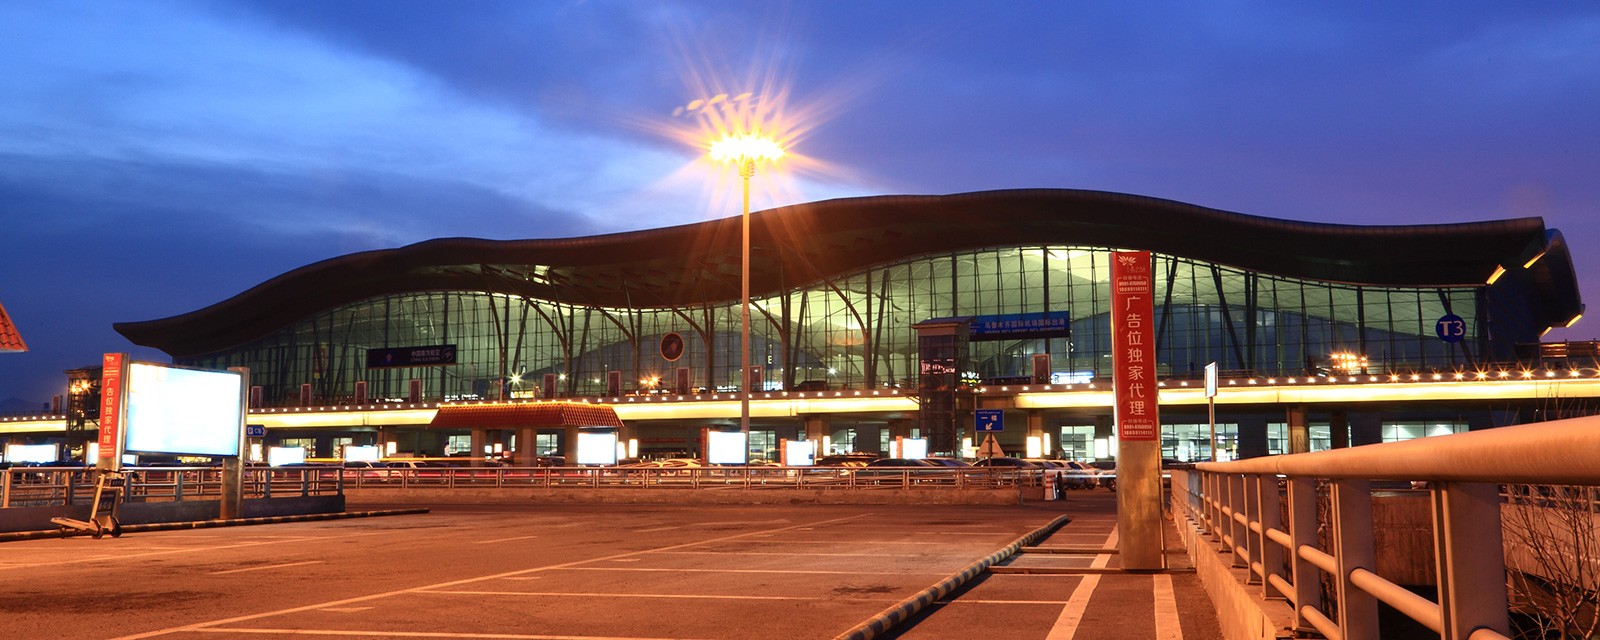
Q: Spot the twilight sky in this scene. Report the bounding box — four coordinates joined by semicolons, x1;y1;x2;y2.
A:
1;1;1597;406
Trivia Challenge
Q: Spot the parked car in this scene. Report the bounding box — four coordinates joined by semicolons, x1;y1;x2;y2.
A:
972;457;1040;468
1088;460;1117;490
1060;460;1100;490
816;453;879;467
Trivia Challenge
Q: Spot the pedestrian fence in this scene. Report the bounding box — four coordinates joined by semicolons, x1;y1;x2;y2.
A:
1;465;1085;508
1176;414;1600;640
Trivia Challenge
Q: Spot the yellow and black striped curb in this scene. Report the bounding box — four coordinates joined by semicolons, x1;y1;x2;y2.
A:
0;508;430;542
832;513;1072;640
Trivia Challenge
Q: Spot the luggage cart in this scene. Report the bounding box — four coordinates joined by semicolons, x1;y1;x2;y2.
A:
50;470;127;538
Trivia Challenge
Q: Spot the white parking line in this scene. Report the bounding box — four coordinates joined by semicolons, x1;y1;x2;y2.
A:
655;550;925;558
2;532;387;570
417;589;899;602
1154;573;1182;639
473;535;540;544
564;567;940;575
192;629;702;639
1044;525;1118;640
210;560;325;575
108;513;870;640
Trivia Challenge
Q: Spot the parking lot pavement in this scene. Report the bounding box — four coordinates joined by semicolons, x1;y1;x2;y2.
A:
884;491;1224;640
1;502;1077;640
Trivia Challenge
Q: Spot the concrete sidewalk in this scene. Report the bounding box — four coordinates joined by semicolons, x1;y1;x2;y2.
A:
886;490;1225;639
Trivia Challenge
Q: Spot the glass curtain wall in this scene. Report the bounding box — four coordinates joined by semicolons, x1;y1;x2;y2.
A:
185;247;1483;406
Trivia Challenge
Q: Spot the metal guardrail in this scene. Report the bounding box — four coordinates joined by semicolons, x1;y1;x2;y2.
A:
0;466;343;508
1174;415;1600;640
333;466;1054;491
3;465;1058;507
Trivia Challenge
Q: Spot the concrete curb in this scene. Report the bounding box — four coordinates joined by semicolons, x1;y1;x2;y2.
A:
831;513;1072;640
0;508;430;542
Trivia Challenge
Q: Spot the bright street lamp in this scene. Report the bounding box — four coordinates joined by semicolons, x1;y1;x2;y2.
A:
709;132;784;452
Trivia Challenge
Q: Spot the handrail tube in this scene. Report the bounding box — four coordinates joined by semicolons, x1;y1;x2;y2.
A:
1301;605;1342;640
1265;527;1292;551
1197;415;1600;483
1298;545;1338;575
1349;567;1443;634
1468;628;1513;640
1232;510;1248;526
1248;520;1262;535
1266;574;1297;607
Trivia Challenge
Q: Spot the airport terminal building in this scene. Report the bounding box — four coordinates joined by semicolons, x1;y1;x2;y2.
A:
101;189;1588;461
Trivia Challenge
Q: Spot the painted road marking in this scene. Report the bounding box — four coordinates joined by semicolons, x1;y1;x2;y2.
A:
655;550;926;558
210;560;325;575
1154;573;1182;640
635;519;789;533
2;531;387;570
563;567;941;575
1044;525;1117;640
191;629;703;639
473;535;540;544
417;589;901;602
108;513;871;640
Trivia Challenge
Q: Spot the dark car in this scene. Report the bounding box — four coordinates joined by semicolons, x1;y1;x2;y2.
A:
972;457;1039;468
816;453;879;467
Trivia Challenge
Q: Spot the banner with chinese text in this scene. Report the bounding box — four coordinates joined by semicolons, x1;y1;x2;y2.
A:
1111;252;1159;441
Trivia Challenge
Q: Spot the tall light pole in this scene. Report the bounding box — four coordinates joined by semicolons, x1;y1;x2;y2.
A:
710;133;784;452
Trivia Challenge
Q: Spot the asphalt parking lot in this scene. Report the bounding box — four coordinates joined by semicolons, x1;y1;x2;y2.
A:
2;498;1114;639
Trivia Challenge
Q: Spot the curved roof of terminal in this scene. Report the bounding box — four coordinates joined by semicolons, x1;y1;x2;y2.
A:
117;188;1582;357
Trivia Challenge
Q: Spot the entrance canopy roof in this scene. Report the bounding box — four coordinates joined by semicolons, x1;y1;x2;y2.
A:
429;402;624;430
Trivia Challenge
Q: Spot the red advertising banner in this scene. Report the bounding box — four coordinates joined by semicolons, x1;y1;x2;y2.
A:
97;353;126;463
1111;252;1159;441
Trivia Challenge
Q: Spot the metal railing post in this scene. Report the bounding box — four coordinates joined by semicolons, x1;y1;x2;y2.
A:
1;469;10;508
1228;474;1247;566
1331;479;1379;640
1255;473;1287;599
1287;477;1321;631
1431;482;1510;639
1242;473;1262;582
1203;472;1218;537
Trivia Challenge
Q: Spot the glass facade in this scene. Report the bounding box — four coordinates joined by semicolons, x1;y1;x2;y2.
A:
183;246;1483;407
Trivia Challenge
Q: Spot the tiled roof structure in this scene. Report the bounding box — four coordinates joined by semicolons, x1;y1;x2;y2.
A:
0;299;26;352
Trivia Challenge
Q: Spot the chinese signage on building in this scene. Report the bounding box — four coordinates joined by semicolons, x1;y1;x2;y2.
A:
1111;252;1159;441
968;311;1070;341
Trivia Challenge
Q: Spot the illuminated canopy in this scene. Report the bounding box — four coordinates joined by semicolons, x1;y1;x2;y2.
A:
115;189;1582;358
429;402;623;430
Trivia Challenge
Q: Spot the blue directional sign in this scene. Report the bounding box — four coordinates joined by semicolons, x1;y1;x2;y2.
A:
975;409;1004;432
1435;314;1466;343
245;424;266;438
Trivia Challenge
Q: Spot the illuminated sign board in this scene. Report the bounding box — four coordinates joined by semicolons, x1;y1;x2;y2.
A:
123;363;245;457
1111;251;1159;441
576;431;619;465
366;345;458;368
707;431;748;465
969;311;1069;341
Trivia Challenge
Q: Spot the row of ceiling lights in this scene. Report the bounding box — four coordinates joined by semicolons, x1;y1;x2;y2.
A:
5;368;1599;422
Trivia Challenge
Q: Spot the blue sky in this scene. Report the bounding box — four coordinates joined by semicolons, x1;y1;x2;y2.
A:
1;1;1597;406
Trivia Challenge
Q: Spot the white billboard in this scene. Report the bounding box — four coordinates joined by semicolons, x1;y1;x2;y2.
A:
268;446;307;467
122;363;244;457
344;445;381;462
707;431;747;465
576;431;618;465
4;443;58;464
784;439;816;466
